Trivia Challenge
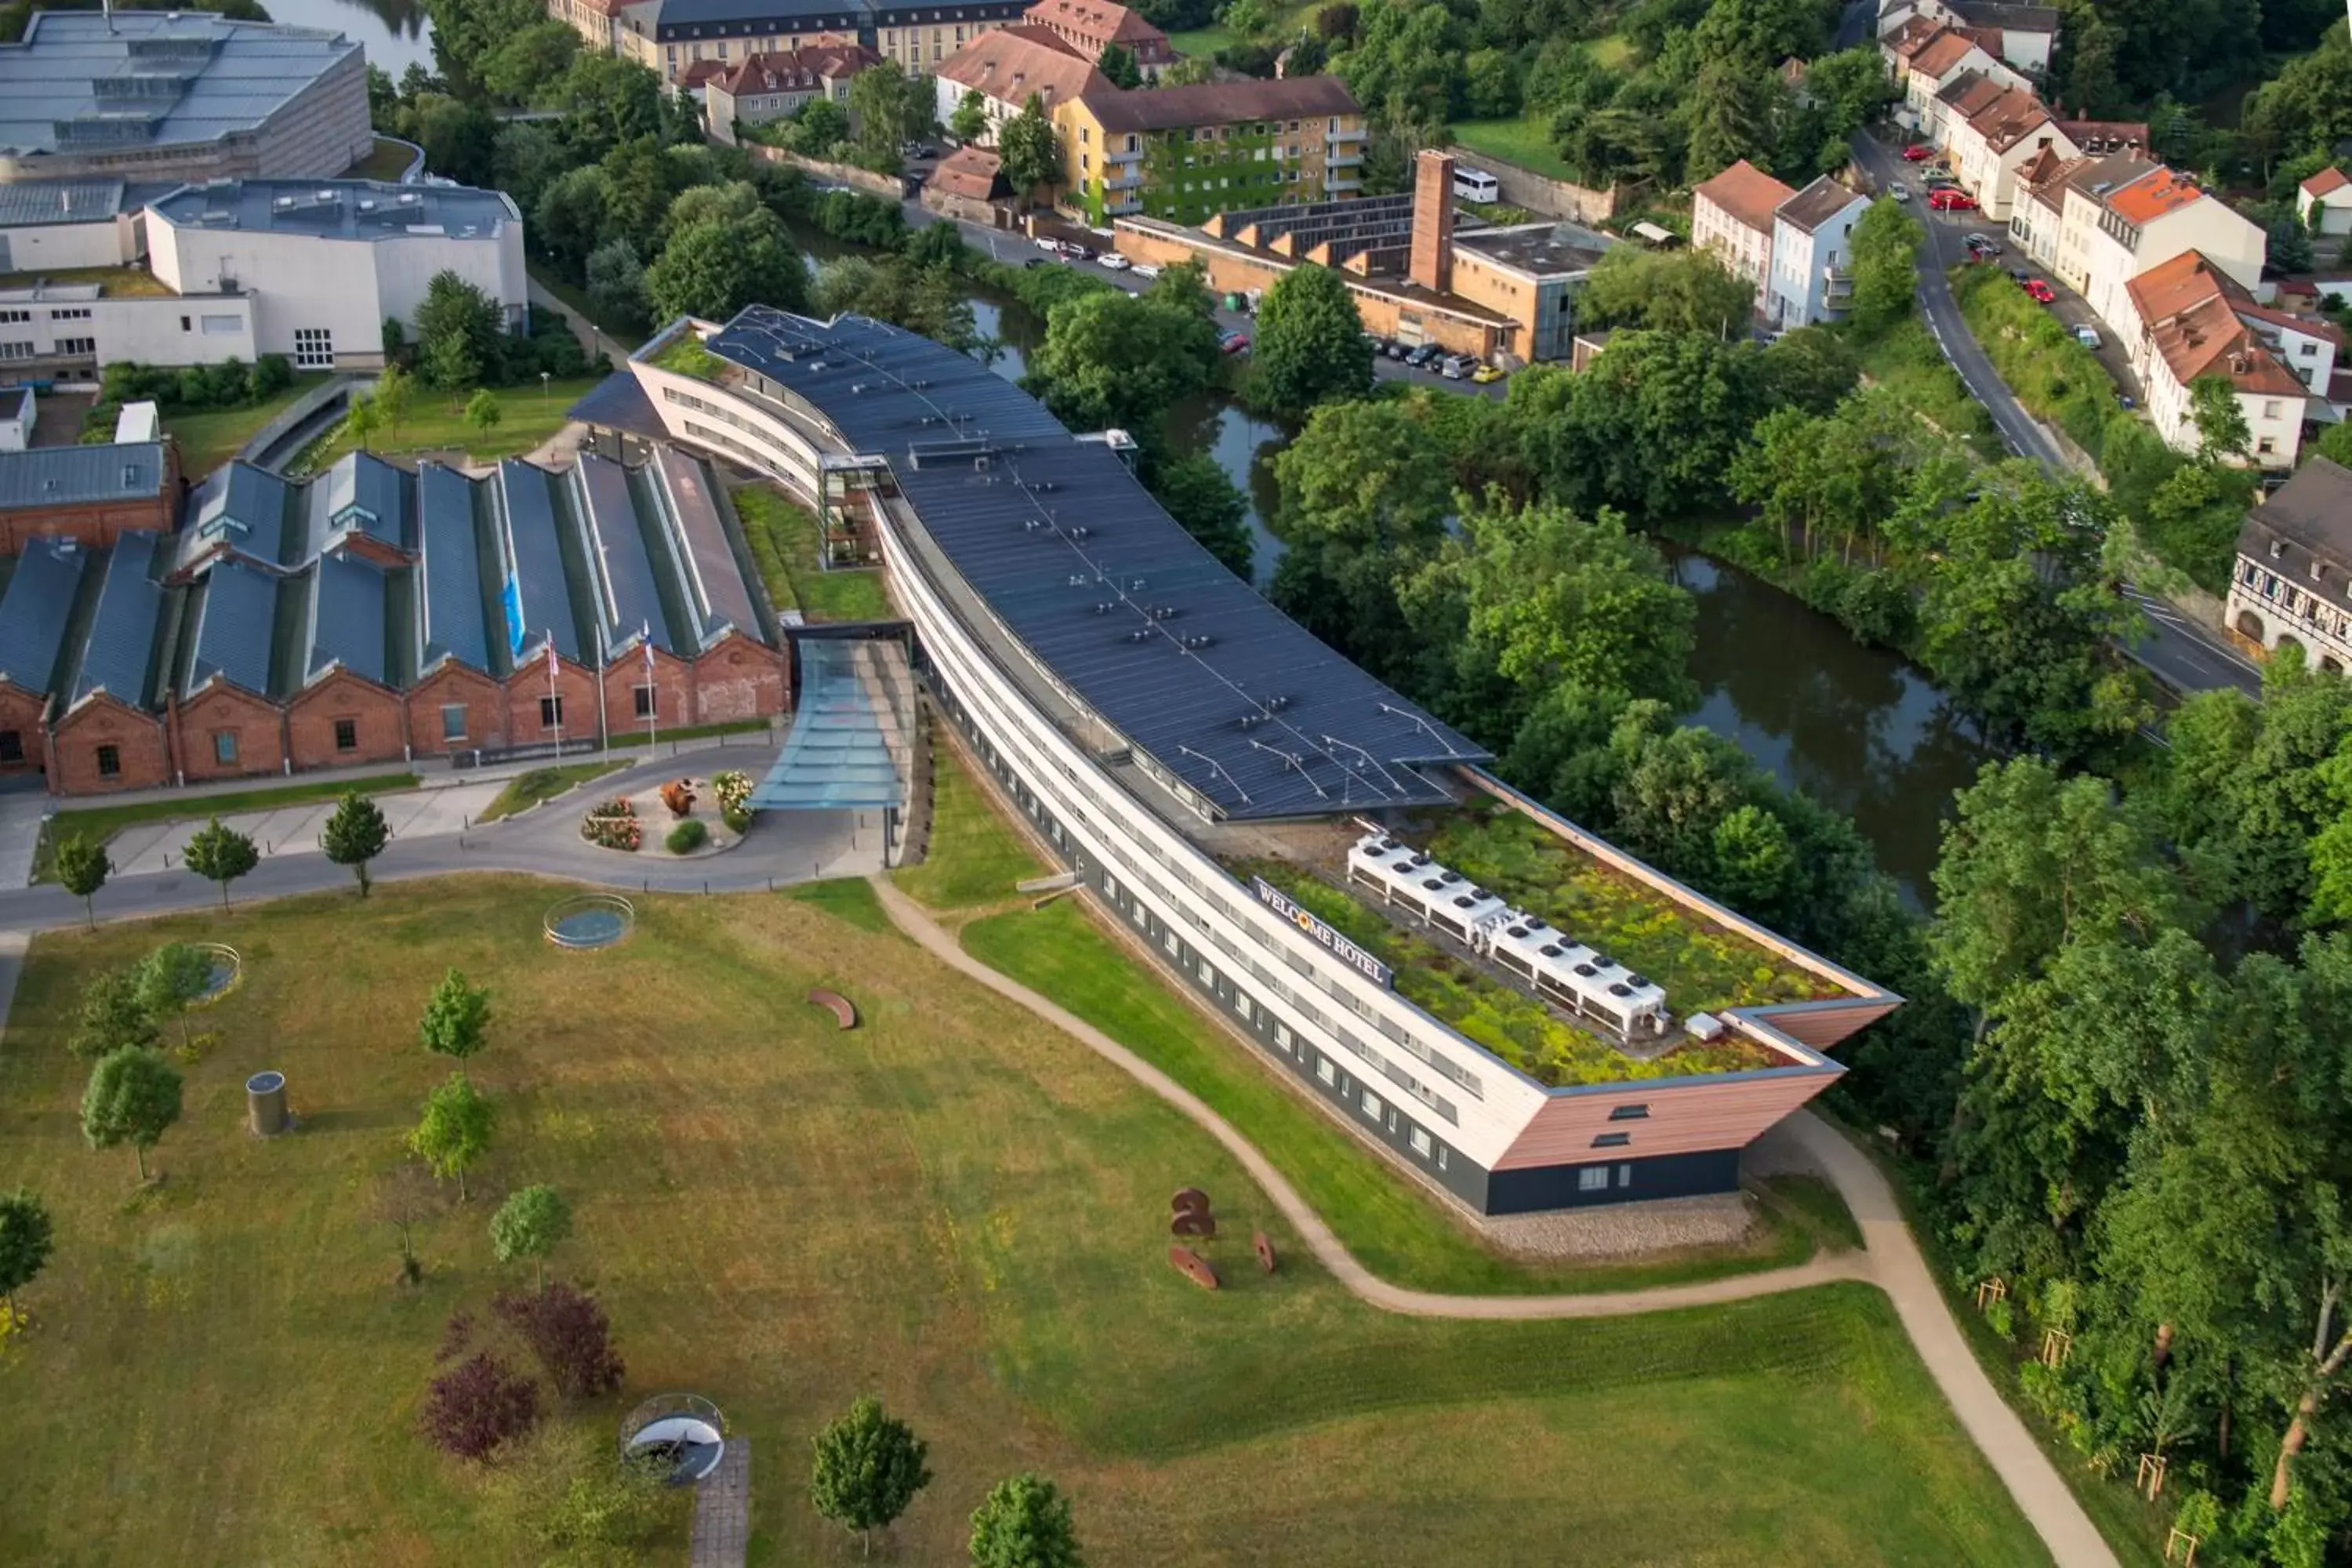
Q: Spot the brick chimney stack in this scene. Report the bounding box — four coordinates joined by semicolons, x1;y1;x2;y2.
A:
1409;147;1455;295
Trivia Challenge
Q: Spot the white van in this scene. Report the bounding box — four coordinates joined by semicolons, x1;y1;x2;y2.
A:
1454;167;1501;203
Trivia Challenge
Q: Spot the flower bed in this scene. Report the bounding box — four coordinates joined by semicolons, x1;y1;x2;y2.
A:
580;797;642;852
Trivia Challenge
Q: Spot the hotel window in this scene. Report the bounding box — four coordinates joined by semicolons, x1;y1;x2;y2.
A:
1577;1166;1610;1192
0;342;31;361
0;310;25;324
440;703;467;742
96;744;121;778
56;337;96;358
2258;437;2278;456
1272;1020;1293;1049
1619;1163;1633;1187
212;731;238;766
333;719;358;752
539;695;564;728
1360;1088;1381;1120
1315;1054;1336;1085
1162;929;1180;956
0;731;21;764
632;683;656;718
49;307;91;321
1408;1126;1432;1157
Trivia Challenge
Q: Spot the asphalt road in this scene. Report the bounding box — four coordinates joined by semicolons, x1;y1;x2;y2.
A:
1847;132;2263;699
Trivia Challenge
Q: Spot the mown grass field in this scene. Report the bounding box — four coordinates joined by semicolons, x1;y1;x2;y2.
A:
162;372;335;476
296;376;608;471
474;763;622;822
0;874;2049;1566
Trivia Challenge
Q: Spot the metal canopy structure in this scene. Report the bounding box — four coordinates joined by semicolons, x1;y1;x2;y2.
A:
704;307;1488;820
750;637;913;811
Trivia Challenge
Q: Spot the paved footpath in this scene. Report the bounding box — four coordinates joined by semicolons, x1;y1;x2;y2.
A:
103;782;507;877
871;877;2119;1568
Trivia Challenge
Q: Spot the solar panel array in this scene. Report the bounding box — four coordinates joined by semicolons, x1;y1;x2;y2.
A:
705;307;1486;820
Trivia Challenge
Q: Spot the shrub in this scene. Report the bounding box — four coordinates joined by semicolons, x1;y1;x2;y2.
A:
579;798;641;851
420;1348;540;1461
493;1283;625;1401
666;819;708;855
712;769;753;814
722;805;753;834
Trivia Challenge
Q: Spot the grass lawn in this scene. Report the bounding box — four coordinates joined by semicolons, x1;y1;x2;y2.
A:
605;718;771;749
33;772;419;882
729;483;892;622
162;372;335;477
0;264;174;297
0;877;2050;1566
347;136;419;182
474;763;622;822
1167;21;1236;53
295;376;608;472
893;746;1049;911
1850;318;2002;448
1452;110;1581;183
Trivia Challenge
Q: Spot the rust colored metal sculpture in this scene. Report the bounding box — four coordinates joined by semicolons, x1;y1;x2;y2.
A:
806;989;858;1029
1253;1231;1276;1273
1171;1188;1210;1216
1168;1245;1219;1290
659;778;698;818
1170;1210;1217;1240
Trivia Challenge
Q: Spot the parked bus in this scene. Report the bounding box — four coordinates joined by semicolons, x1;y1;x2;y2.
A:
1454;166;1501;203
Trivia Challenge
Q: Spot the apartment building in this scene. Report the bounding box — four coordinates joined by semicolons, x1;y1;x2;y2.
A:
704;43;880;143
933;24;1107;147
2058;160;2267;337
2300;168;2352;240
1940;77;2072;220
1022;0;1171;75
1767;176;1871;328
2122;251;2309;471
2227;457;2352;673
1877;0;2056;74
1691;158;1795;296
1055;76;1366;226
1887;20;2014;128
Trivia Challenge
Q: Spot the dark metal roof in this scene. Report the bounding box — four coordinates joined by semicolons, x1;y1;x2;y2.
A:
652;445;760;641
0;538;85;694
417;462;494;675
496;458;582;664
0;178;131;227
148;180;519;241
187;557;276;695
307;553;390;687
572;451;677;655
70;531;164;710
706;307;1486;819
317;452;409;554
187;459;286;553
0;442;165;509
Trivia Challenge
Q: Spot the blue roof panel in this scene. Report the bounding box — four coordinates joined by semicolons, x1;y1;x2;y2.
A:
497;459;580;664
307;554;389;686
71;532;164;710
573;452;676;655
0;538;85;694
653;447;761;641
417;463;492;673
187;558;277;695
0;443;165;510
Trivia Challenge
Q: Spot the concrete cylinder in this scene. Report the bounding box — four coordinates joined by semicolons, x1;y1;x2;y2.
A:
246;1071;286;1137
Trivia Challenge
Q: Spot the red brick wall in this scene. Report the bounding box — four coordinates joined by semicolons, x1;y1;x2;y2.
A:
0;496;176;553
287;671;408;771
50;699;170;794
407;663;509;757
503;655;603;745
692;634;788;724
172;682;286;783
0;684;47;779
1410;148;1456;294
598;647;697;741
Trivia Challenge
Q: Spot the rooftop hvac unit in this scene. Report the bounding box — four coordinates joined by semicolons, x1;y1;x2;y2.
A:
1686;1012;1725;1043
1181;633;1212;649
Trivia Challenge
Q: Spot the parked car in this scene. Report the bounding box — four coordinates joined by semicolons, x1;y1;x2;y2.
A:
1131;262;1161;281
1098;252;1130;270
1439;354;1475;379
1385;339;1410;359
1063;242;1096;260
1404;343;1438;367
1901;143;1934;161
2074;325;2102;348
1024;258;1050;270
2007;267;2033;283
1472;363;1506;383
2023;278;2056;303
1927;188;1978;211
1219;332;1251;355
1889;183;1911;201
1923;171;1958;188
1033;234;1062;252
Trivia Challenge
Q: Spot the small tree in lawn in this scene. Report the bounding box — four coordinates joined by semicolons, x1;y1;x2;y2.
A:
419;966;492;1062
136;942;216;1051
490;1184;572;1292
321;790;390;897
183;818;258;909
68;967;158;1061
465;388;503;448
375;361;416;445
410;1070;495;1201
422;1348;541;1461
810;1396;932;1556
54;833;110;931
343;391;383;453
968;1473;1083;1568
0;1188;56;1318
372;1159;441;1286
493;1281;625;1399
81;1047;183;1184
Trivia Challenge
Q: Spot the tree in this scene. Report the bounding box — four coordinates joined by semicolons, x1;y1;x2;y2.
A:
421;1348;541;1461
789;95;851;155
845;59;916;165
1846;196;1922;337
492;1282;625;1399
1248;263;1371;416
1149;451;1254;579
1025;282;1219;435
410;1071;496;1201
644;209;811;324
968;1474;1083;1568
809;1396;932;1555
1683;60;1782;183
69;967;158;1062
464;388;504;444
343;392;383;453
1577;246;1755;340
136;943;215;1051
321;790;391;897
415;269;511;392
533;165;612;278
949;87;988;143
374;361;416;445
997;93;1061;198
182;818;259;909
1098;41;1144;88
490;1185;572;1292
0;1189;54;1317
479;19;579;103
2187;372;2252;463
53;833;109;931
372;1160;440;1287
584;238;648;331
420;967;494;1062
81;1047;183;1184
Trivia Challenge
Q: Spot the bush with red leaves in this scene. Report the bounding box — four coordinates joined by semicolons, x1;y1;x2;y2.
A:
421;1349;540;1461
494;1283;625;1402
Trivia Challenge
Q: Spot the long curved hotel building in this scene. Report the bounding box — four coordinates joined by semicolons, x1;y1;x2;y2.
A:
626;305;1900;1214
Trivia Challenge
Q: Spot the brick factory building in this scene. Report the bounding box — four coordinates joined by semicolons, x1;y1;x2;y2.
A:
0;445;787;793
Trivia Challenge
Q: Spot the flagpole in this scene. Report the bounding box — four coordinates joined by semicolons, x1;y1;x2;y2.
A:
546;631;562;753
596;619;609;760
644;619;658;758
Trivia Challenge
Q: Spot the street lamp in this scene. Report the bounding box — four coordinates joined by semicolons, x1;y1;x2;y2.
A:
540;370;550;406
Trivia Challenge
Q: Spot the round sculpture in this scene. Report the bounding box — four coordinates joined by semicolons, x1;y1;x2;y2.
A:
1253;1231;1277;1274
193;942;243;1004
619;1392;728;1486
1171;1210;1217;1240
543;894;636;950
1167;1245;1220;1290
1170;1188;1210;1216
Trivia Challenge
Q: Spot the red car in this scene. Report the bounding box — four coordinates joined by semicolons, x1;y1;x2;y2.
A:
2022;278;2056;303
1902;143;1935;162
1927;187;1978;211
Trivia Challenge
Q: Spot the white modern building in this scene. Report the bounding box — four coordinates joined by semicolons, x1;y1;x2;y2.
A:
0;276;256;372
146;180;527;369
0;180;156;274
0;10;372;187
621;305;1904;1215
1766;175;1869;328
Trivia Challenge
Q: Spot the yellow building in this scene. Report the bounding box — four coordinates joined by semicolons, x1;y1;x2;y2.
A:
1050;75;1365;226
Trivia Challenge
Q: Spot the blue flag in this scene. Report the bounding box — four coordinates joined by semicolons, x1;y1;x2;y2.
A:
502;578;525;659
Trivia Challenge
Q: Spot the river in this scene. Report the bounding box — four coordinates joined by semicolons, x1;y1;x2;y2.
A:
264;0;436;76
869;261;1990;905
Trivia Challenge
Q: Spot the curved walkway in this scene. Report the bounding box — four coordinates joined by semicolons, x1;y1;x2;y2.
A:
871;877;2117;1568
